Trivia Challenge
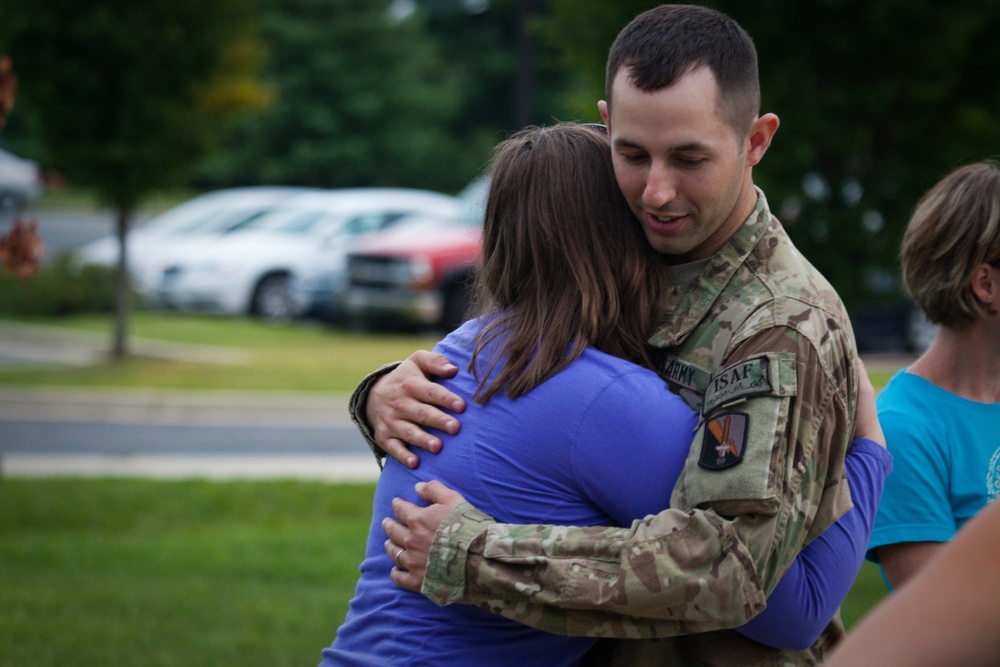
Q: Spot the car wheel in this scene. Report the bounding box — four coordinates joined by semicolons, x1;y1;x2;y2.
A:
252;273;294;321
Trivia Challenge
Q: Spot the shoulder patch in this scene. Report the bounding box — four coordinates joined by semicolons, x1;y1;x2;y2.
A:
703;355;773;413
698;412;749;470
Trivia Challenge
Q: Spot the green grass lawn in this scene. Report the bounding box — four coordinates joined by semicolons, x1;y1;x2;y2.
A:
0;478;376;667
0;313;897;663
0;313;441;391
0;478;891;667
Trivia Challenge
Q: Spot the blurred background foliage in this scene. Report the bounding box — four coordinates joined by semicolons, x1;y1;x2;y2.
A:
1;0;1000;309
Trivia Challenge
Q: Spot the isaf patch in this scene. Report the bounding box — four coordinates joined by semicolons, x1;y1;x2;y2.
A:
699;412;749;470
703;355;773;414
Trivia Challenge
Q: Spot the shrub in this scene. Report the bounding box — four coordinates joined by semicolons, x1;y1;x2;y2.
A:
0;252;116;316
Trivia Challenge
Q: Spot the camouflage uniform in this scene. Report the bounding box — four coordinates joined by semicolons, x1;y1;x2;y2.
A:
349;190;858;666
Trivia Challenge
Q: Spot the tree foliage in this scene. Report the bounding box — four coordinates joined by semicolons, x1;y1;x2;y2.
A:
0;0;269;355
0;0;269;211
538;0;1000;308
202;0;579;194
200;0;473;192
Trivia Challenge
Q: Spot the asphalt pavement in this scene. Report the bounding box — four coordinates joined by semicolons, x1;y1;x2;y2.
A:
0;317;914;482
0;319;381;481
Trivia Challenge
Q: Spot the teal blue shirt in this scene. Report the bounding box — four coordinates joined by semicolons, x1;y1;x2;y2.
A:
868;370;1000;563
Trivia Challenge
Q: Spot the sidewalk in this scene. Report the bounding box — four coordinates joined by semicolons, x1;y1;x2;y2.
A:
0;319;250;368
0;319;913;482
0;319;380;481
0;386;381;481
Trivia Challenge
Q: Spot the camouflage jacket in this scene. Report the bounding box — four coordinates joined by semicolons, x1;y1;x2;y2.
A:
348;190;858;666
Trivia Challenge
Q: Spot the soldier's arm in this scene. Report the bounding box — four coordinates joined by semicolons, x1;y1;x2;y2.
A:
412;330;857;637
348;351;464;468
421;501;768;637
406;441;882;641
670;331;856;593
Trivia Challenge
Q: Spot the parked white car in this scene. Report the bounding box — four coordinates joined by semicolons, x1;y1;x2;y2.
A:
290;175;489;322
145;188;464;320
0;147;44;212
73;186;320;277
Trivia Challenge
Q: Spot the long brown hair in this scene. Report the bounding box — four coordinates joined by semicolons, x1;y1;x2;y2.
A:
470;123;667;403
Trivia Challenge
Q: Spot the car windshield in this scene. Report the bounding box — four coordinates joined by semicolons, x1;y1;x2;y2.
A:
340;212;411;236
227;208;340;234
142;200;272;234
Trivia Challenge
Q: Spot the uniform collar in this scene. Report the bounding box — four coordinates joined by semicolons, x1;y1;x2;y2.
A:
649;187;774;348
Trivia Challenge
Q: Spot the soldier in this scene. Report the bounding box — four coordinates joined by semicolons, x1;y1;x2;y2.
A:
353;5;864;665
320;123;887;667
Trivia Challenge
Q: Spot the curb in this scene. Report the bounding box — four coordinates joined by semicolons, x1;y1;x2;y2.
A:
1;453;380;481
0;386;354;427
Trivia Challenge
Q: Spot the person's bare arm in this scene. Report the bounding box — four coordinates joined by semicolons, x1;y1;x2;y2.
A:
365;350;466;468
876;541;945;589
826;500;1000;667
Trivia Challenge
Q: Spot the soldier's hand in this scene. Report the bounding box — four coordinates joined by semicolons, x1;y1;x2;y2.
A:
367;350;466;469
383;480;467;592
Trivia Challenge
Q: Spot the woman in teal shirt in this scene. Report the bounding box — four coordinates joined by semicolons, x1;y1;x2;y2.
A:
869;160;1000;588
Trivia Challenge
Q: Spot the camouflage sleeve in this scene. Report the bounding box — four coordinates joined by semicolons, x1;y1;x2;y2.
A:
673;328;855;595
347;361;402;466
423;502;767;637
420;328;855;639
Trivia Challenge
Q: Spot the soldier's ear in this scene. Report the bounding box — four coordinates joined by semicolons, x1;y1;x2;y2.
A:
745;113;779;168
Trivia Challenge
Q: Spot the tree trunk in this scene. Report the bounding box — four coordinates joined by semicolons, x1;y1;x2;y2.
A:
111;205;133;360
512;0;535;130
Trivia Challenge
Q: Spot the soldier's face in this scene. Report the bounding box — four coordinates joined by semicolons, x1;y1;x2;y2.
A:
600;66;757;262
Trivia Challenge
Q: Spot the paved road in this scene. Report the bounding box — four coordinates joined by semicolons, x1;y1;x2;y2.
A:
0;298;914;482
0;387;380;481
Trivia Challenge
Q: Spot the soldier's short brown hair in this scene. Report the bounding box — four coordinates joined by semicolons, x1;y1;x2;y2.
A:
471;123;667;403
604;4;760;135
902;160;1000;328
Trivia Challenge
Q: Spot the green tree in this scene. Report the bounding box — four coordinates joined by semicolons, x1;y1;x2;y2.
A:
732;0;1000;309
204;0;583;194
538;0;1000;309
414;0;584;143
202;0;479;193
0;0;269;357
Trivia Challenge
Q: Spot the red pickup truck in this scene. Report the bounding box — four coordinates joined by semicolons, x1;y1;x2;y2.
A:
344;215;482;332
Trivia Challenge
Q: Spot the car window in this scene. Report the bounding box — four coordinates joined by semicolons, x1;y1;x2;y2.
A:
341;212;407;236
237;208;353;235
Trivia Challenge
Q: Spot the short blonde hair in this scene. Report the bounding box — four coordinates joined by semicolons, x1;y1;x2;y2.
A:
902;160;1000;328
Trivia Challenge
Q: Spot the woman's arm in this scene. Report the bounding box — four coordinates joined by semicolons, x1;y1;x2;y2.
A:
826;498;1000;667
736;438;892;649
